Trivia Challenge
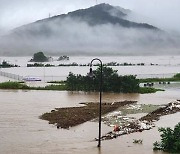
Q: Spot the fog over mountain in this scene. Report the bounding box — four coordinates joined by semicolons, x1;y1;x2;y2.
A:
0;3;180;56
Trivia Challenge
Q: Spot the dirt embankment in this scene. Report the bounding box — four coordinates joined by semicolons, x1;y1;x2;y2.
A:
40;101;136;129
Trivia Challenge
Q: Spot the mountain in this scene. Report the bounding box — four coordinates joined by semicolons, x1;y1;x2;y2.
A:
0;3;179;56
66;3;157;29
11;3;158;38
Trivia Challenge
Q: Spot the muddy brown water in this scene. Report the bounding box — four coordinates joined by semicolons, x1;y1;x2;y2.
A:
0;88;179;154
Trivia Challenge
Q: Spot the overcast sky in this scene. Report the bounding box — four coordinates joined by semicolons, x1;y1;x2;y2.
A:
0;0;180;34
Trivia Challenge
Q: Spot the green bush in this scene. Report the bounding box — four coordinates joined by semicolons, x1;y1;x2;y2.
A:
44;84;67;90
153;122;180;153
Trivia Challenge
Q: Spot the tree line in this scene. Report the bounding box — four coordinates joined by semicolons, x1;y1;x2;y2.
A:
66;66;140;93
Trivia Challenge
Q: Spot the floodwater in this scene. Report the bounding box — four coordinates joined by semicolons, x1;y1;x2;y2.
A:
0;87;179;154
1;55;180;81
0;55;180;154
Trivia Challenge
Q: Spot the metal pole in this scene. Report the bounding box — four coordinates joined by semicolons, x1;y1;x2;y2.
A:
90;58;102;148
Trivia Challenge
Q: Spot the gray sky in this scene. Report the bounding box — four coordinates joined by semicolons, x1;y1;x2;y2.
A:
0;0;180;34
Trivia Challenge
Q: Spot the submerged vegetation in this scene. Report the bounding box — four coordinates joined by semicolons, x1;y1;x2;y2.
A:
0;81;161;94
0;82;67;91
0;66;164;94
139;73;180;83
153;122;180;153
0;82;28;89
0;60;19;68
66;66;139;93
24;61;158;67
42;84;67;91
139;87;164;94
57;55;70;61
66;66;163;93
27;63;55;67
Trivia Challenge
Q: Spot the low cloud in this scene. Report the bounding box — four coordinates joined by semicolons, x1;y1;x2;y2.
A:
0;0;180;33
0;17;180;56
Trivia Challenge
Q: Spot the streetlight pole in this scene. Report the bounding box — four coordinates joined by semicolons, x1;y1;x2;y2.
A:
89;58;103;148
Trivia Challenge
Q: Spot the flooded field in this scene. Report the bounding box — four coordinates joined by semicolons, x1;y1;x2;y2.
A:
1;55;180;81
0;55;180;154
0;87;179;154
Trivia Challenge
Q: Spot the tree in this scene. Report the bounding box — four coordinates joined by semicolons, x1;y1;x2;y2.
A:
30;52;48;62
66;66;140;93
153;122;180;153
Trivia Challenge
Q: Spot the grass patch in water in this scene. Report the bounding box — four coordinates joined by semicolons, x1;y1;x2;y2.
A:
139;87;164;94
0;81;29;89
139;73;180;83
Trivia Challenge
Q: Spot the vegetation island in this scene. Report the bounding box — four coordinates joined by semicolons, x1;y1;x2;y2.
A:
26;52;160;67
57;55;69;61
28;51;70;63
29;52;49;62
0;60;19;68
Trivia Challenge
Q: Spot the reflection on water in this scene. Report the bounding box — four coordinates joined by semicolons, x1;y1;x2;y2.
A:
67;91;140;103
0;88;179;154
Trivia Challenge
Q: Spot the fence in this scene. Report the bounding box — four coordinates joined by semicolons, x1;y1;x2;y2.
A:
0;71;23;81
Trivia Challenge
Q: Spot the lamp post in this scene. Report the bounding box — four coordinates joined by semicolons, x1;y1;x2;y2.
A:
89;58;103;148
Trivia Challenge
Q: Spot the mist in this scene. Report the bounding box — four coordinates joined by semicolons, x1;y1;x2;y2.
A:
0;0;180;56
1;0;180;34
0;16;180;56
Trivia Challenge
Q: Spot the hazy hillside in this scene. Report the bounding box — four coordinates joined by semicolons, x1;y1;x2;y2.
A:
0;3;179;56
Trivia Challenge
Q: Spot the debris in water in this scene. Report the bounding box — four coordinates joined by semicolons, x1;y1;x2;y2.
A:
100;101;180;140
133;139;143;144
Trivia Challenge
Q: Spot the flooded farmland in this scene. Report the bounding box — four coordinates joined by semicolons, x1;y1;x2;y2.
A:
0;55;180;154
